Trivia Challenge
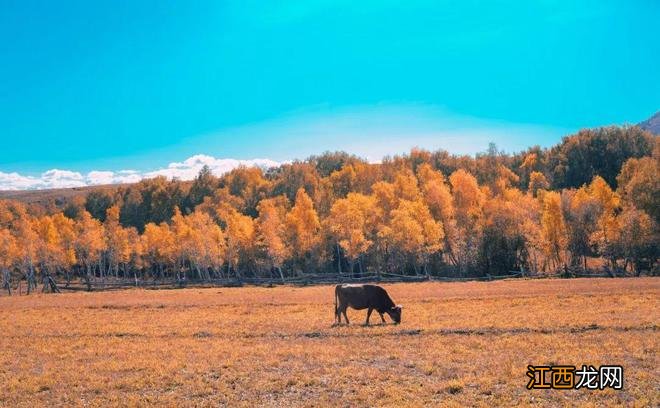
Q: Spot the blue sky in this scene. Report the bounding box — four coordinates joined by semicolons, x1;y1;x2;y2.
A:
0;1;658;189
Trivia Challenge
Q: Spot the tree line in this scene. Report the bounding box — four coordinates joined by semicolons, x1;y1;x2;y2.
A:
0;125;657;293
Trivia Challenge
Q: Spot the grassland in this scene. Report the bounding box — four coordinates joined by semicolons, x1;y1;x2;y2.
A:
0;278;657;407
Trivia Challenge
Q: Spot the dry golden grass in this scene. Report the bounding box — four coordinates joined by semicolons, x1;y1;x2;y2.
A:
0;278;658;407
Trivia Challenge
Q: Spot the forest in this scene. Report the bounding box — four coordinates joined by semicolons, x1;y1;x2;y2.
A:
0;125;657;293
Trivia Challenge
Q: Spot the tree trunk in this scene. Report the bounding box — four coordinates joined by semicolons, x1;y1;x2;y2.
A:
233;265;242;284
26;261;36;294
26;273;32;294
42;268;49;293
46;275;60;293
2;269;10;295
85;264;92;291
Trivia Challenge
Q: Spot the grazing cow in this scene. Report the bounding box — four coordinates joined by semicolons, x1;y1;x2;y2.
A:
334;284;402;325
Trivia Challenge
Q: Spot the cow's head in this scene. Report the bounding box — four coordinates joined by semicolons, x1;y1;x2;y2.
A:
387;305;403;324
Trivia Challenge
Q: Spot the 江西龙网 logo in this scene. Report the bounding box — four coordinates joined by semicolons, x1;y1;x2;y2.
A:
526;365;623;390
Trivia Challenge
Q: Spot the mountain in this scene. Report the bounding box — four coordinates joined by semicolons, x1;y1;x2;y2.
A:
638;111;660;135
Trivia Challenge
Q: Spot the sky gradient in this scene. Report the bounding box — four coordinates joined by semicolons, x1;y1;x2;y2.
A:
0;1;658;189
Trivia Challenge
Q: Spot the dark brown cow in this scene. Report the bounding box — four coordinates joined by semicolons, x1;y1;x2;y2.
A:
334;284;402;325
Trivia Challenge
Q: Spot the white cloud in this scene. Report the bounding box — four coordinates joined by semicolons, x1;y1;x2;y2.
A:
85;170;144;186
85;171;116;185
0;172;42;190
144;154;279;180
0;155;281;191
40;169;86;188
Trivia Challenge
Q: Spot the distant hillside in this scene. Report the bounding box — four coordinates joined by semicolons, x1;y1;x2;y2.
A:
0;184;118;206
638;111;660;134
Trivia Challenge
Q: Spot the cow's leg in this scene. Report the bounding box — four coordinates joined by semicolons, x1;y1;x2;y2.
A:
342;307;350;325
365;308;373;326
379;312;386;324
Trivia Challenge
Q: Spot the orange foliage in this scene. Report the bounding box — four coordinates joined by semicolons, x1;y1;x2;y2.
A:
0;145;657;286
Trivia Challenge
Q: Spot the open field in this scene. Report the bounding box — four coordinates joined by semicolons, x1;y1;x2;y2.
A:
0;278;658;407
